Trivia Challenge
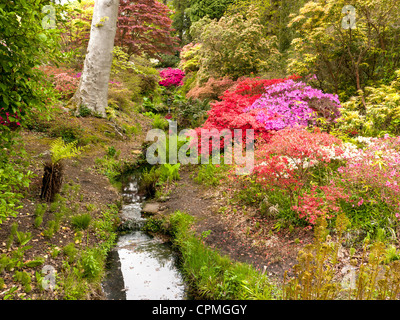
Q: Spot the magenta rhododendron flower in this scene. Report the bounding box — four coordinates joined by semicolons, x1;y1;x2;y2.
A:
245;80;341;131
159;68;185;87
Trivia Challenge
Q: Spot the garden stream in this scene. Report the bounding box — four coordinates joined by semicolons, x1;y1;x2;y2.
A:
101;173;188;300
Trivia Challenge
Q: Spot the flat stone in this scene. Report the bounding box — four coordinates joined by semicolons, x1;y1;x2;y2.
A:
142;203;161;214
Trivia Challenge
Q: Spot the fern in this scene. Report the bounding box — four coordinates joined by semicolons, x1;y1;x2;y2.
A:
50;138;85;164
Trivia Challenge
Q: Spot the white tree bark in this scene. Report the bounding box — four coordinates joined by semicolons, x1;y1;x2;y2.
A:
71;0;119;117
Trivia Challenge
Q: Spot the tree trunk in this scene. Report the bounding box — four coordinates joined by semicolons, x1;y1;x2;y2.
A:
70;0;120;117
40;162;64;202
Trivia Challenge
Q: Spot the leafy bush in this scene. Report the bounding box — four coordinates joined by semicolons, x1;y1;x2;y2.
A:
178;43;202;73
337;69;400;137
287;0;400;100
139;167;161;196
39;66;80;100
156;53;180;69
0;140;34;224
78;248;102;279
196;75;301;151
59;0;94;67
254;127;345;214
245;79;341;132
333;135;400;235
151;114;169;130
186;77;235;101
0;0;60;133
191;10;280;81
175;98;210;128
159;163;181;183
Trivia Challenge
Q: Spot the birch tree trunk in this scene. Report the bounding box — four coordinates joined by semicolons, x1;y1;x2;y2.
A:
70;0;119;117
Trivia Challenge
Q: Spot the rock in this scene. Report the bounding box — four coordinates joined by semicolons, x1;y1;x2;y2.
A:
142;202;161;214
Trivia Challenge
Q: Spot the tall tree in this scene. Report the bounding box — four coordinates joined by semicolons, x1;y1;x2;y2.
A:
188;0;234;22
288;0;400;101
70;0;119;117
171;0;192;44
115;0;179;58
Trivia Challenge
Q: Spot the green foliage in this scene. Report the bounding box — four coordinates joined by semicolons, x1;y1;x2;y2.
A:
78;105;92;118
111;46;134;76
43;220;57;239
34;203;47;228
59;0;94;67
63;243;78;263
0;0;61;136
338;70;400;137
227;0;306;53
106;146;117;158
15;230;32;247
233;177;265;207
139;167;161;196
188;0;234;22
170;0;192;44
167;211;275;299
191;9;281;81
178;43;202;73
50;137;85;164
24;257;45;268
159;163;181;183
139;163;181;196
156;53;181;69
92;204;119;253
110;52;161;105
0;141;34;224
287;0;400;99
78;248;102;279
13;271;32;293
174;97;210;128
48;119;85;144
194;163;226;186
94;154;122;183
283;215;400;300
142;217;164;234
151;114;169;130
71;214;92;231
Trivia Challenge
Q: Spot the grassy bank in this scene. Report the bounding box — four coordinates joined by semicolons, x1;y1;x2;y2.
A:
144;211;278;300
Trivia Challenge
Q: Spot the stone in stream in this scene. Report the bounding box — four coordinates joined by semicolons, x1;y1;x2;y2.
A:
142;202;161;215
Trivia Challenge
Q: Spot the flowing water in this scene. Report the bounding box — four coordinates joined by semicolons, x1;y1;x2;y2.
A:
102;174;188;300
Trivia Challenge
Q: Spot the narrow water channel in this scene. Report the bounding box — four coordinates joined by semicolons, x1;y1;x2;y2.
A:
102;173;188;300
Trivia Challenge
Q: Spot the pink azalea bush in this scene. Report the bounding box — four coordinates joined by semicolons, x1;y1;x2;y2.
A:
254;127;344;199
335;135;400;217
254;127;351;225
245;79;341;131
159;68;185;87
292;183;350;225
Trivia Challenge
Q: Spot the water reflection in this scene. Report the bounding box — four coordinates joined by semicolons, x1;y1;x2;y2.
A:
102;174;187;300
